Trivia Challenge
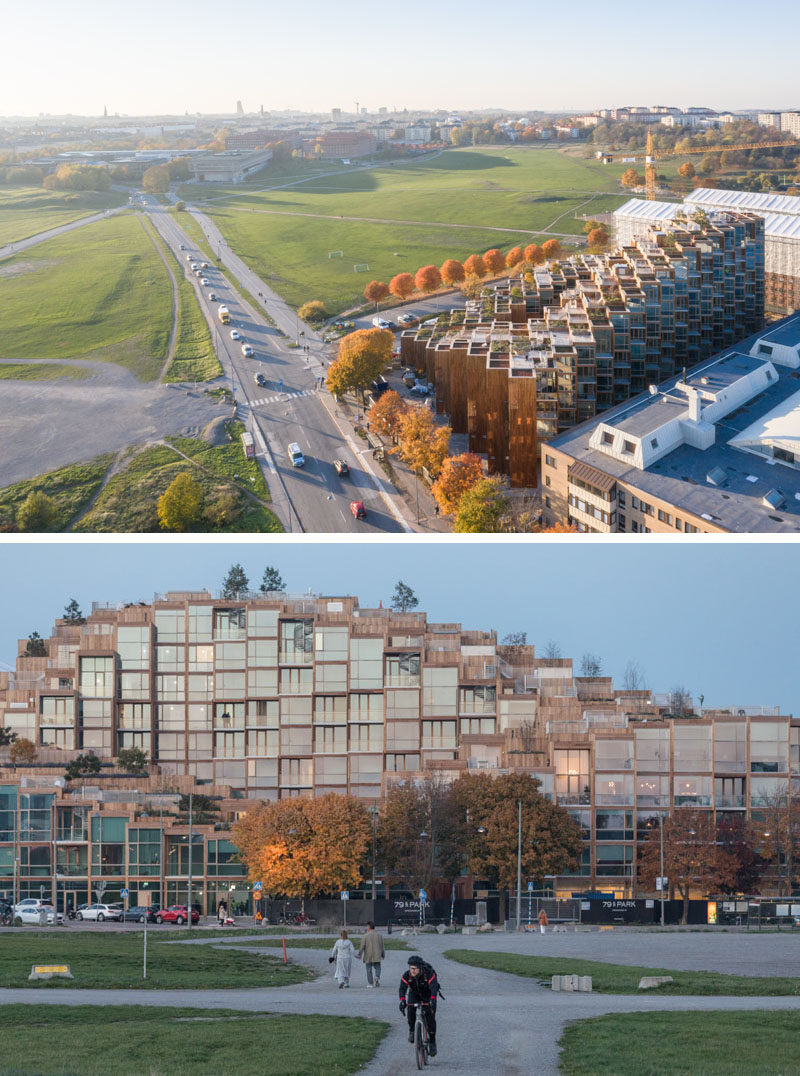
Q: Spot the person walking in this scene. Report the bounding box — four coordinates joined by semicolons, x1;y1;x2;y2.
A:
538;908;549;935
358;921;385;988
217;900;227;927
329;929;357;988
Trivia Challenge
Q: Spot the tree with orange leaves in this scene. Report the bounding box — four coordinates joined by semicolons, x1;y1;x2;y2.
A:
440;258;465;286
368;389;409;442
483;248;505;275
396;406;452;478
415;264;442;294
505;246;523;269
463;253;486;278
363;280;390;308
586;227;609;251
231;794;371;907
389;272;415;301
541;239;562;260
524;243;544;265
431;452;483;515
326;328;393;401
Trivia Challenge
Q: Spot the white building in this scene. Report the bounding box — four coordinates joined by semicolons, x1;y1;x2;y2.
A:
189;149;272;184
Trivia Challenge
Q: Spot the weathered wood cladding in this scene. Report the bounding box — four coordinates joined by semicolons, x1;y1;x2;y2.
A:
444;341;469;433
508;375;538;488
433;346;451;416
466;346;488;454
486;362;510;476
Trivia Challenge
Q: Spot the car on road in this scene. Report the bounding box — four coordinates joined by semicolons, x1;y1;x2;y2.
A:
241;344;254;357
15;904;64;926
200;262;208;269
334;459;350;477
254;372;267;386
186;254;193;262
230;330;241;341
372;317;390;330
121;906;157;924
190;263;199;271
288;442;305;467
208;292;217;301
153;905;199;925
179;244;185;250
350;500;367;520
76;903;122;922
200;277;210;286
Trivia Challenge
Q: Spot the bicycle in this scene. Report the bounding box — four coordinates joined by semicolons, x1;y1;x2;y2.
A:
406;992;431;1069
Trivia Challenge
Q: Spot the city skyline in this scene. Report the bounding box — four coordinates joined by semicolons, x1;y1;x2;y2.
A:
1;541;797;713
3;0;799;117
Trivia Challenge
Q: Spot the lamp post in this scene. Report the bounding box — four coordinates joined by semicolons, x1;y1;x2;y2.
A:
516;800;523;932
659;813;665;926
186;793;193;932
369;803;379;913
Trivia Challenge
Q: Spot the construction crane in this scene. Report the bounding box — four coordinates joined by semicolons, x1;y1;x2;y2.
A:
643;131;795;200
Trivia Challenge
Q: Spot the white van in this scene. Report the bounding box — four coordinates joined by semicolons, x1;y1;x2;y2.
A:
288;442;305;467
372;317;390;330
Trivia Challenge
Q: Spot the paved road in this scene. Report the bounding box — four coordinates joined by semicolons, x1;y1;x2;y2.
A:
4;930;800;1074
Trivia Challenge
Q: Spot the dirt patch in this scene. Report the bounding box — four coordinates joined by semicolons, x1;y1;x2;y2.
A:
0;258;58;279
201;416;232;446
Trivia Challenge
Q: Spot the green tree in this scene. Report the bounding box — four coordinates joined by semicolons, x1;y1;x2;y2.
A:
0;727;18;747
64;753;102;781
454;477;508;532
175;200;187;211
260;566;285;593
117;747;148;773
24;632;47;657
62;598;85;624
391;580;419;613
222;563;249;598
157;472;204;532
178;793;218;824
205;488;240;529
16;491;57;532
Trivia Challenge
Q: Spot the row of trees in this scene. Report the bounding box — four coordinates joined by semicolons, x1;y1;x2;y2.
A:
231;773;583;906
220;563;284;597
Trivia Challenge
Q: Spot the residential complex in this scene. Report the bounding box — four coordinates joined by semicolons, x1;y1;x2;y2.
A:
539;314;800;533
1;592;797;908
400;213;764;486
615;188;800;313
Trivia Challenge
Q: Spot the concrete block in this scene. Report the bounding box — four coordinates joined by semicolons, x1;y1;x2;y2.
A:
638;976;673;990
551;973;592;993
462;927;476;935
579;976;592;993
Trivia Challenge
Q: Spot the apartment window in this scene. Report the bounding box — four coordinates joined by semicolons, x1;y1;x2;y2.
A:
658;510;672;525
751;721;788;773
215;731;245;758
118;703;151;730
214;702;244;727
154;610;185;643
596;844;633;876
350;693;383;723
128;829;161;876
314;755;347;787
385;721;421;752
207;839;244;877
422;666;458;717
636;776;669;807
545;475;551;487
280;620;314;664
117;626;150;670
594;739;633;771
459;686;496;715
675;518;682;530
187;605;213;642
280;667;313;695
281;696;312;724
622;441;635;454
215;642;245;670
554;749;590;804
545;455;557;468
248;729;278;756
315;627;349;661
715;776;746;809
188;703;213;730
617;490;626;507
385;653;421;687
385;753;420;773
674;775;712;807
674;726;711;771
315;725;347;754
188;644;214;671
594;774;633;805
280;758;313;788
188;732;212;758
384;690;417;720
40;727;74;749
247;699;278;727
155;674;185;702
602;431;614;445
421;721;457;749
544;496;551;509
216;671;245;698
460;717;496;735
315;663;348;693
187;673;213;701
618;514;626;531
350;638;383;689
79;656;115;698
314;696;347;724
595;810;633;841
714;723;746;772
40;697;75;722
635;728;670;772
248;668;278;695
350;724;384;752
248;608;279;636
631;496;639;510
215;608;246;641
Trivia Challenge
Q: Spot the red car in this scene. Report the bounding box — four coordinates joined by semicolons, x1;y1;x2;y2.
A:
350;501;366;520
154;905;200;925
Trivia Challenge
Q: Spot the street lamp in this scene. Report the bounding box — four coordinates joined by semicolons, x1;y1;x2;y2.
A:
516;801;523;932
368;803;380;911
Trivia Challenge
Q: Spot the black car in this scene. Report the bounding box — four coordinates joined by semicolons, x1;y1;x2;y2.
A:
254;372;267;386
121;906;157;923
334;459;350;477
370;378;389;398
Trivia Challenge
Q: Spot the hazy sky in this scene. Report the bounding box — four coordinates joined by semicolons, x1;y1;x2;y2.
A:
0;540;796;714
3;0;798;117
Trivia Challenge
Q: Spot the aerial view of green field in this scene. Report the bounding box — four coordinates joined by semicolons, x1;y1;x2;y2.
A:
0;186;126;246
192;146;635;312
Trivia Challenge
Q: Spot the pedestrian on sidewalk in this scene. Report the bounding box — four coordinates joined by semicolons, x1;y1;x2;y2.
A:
358;921;385;987
217;899;227;926
434;503;440;517
329;930;357;988
538;908;549;935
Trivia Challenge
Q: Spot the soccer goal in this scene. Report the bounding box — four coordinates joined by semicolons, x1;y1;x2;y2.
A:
327;250;343;259
354;263;370;272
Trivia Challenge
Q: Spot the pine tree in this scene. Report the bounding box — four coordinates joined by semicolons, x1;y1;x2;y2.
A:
260;566;284;593
222;563;249;599
63;598;85;624
24;632;47;657
391;581;419;613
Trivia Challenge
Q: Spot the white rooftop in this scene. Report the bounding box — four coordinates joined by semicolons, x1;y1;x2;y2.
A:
728;389;800;458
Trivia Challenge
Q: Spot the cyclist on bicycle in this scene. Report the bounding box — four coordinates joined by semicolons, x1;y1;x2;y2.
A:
399;954;439;1057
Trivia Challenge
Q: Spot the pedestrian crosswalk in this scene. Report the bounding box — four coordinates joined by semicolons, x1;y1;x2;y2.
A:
251;388;317;407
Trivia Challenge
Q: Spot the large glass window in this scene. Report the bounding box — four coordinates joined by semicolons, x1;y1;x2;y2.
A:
281;697;313;724
594;739;633;771
280;758;313;788
594;774;633;806
421;721;457;749
166;834;204;875
188;673;213;701
315;627;349;661
422;667;457;717
208;839;244;877
280;620;313;664
750;776;785;807
673;726;711;772
188;605;213;642
715;776;746;809
128;829;161;876
636;776;669;807
91;816;126;876
315;725;346;753
154;610;185;643
188;644;214;672
247;700;279;727
714;723;747;772
248;729;278;756
120;672;150;699
673;776;712;806
40;697;75;724
459;686;496;715
315;663;347;693
79;656;115;698
315;696;347;724
0;786;17;841
751;722;788;773
248;608;279;636
20;793;53;840
215;642;246;670
248;668;278;695
350;724;383;752
595;810;633;841
385;654;421;688
385;689;418;720
216;672;246;698
215;732;245;758
635;728;670;772
214;703;245;729
214;608;246;641
280;667;313;695
595;844;633;876
156;645;185;672
350;694;383;723
21;846;51;877
350;638;383;689
155;675;185;702
247;638;278;666
117;626;151;669
554;749;590;804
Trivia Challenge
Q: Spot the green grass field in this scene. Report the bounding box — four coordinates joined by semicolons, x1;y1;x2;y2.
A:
0;1006;387;1076
0;455;114;532
197;146;631;313
0;931;308;990
443;950;800;996
0;213;172;380
0;185;126;246
0;361;93;381
164;274;223;382
559;1010;800;1076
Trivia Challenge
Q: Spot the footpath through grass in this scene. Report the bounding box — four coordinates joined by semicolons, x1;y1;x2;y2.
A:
0;186;125;246
0;930;309;990
443;950;800;996
0;455;113;532
0;1005;387;1076
559;1010;800;1076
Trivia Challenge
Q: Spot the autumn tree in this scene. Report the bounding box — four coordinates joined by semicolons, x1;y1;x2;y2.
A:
260;566;284;593
0;728;18;747
396;406;452;478
391;580;419;613
460;276;484;300
298;300;326;321
638;807;738;924
10;738;37;766
541;239;562;261
716;814;762;895
221;563;249;598
586;227;609;250
363;280;390;308
440;259;465;286
621;168;645;188
389;273;415;301
677;162;696;180
368;390;409;443
451;772;582;894
483;248;506;275
17;491;57;532
157;472;204;532
523;243;544;265
463;254;486;278
431;452;483;515
142;163;170;193
232;794;371;907
505;246;524;269
749;784;800;896
453;476;508;533
377;777;468;894
415;264;442;294
326;328;393;401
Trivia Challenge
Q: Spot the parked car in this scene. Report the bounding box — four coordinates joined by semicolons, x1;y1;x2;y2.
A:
397;312;419;326
121;906;156;924
350;500;366;520
76;903;122;922
153;905;200;925
241;344;254;357
372;317;390;330
15;904;63;926
370;377;389;398
230;330;241;341
333;459;349;477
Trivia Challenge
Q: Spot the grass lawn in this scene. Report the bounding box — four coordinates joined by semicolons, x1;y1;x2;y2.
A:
443;950;800;996
0;455;114;532
0;185;126;246
165;275;223;382
0;362;93;380
74;422;281;533
0;931;309;990
0;1005;387;1076
559;1010;800;1076
0;213;172;380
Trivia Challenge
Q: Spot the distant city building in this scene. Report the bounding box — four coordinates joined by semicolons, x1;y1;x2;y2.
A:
225;129;301;151
331;107;342;122
189;149;272;184
758;113;782;129
780;111;800;139
314;131;377;159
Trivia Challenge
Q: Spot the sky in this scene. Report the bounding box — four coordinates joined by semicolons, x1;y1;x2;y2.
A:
0;539;797;714
2;0;799;118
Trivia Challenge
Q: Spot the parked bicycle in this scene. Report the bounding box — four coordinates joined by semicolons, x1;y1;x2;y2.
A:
276;905;317;927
